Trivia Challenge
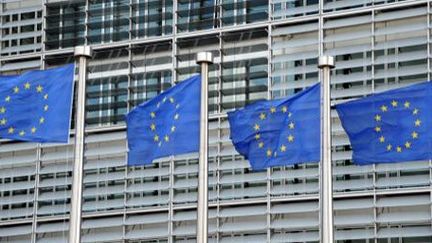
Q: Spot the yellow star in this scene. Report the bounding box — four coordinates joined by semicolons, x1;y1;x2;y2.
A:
44;94;48;100
258;142;264;148
404;101;410;108
413;108;419;115
391;100;398;107
386;144;392;151
162;97;167;103
154;135;159;142
150;112;156;118
171;126;176;132
0;107;5;113
8;127;14;134
396;146;402;153
169;97;174;103
415;119;421;127
289;122;295;129
44;105;49;111
287;135;294;142
280;145;287;152
174;113;179;120
176;104;180;109
36;85;43;93
266;149;272;157
31;127;37;133
405;141;411;149
411;131;418;139
270;107;276;113
150;123;156;131
255;134;260;140
259;113;266;120
164;135;169;142
282;106;288;113
19;130;25;136
254;124;260;131
379;136;385;143
374;114;381;122
5;96;10;102
381;105;388;112
0;118;6;125
39;117;45;124
375;126;381;132
13;86;19;93
288;112;292;117
24;82;31;89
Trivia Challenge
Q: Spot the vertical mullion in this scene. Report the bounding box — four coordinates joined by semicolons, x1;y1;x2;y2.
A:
169;1;177;242
172;0;178;82
85;0;89;45
0;3;3;55
41;1;47;55
168;155;174;243
123;0;133;232
371;8;379;243
266;1;273;242
31;7;47;238
31;145;42;243
216;25;223;242
128;0;133;41
427;2;432;234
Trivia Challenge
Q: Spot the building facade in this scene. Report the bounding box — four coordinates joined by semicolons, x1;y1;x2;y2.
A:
1;0;432;242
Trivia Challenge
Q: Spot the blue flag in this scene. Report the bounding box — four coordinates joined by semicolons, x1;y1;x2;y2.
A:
126;75;200;166
336;81;432;165
228;84;320;170
0;64;74;143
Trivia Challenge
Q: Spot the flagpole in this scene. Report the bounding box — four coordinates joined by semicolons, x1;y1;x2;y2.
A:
196;52;213;243
318;56;335;243
69;46;92;243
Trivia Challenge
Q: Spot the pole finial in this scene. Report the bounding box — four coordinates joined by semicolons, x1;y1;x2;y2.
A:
74;46;92;58
318;56;335;69
196;52;214;64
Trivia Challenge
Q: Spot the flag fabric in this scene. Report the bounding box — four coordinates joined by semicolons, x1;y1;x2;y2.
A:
0;64;75;143
228;84;321;170
336;81;432;165
126;75;200;166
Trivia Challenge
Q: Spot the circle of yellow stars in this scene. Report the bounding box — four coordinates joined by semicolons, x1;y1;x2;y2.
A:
254;105;294;158
149;96;180;147
374;100;420;153
0;82;48;137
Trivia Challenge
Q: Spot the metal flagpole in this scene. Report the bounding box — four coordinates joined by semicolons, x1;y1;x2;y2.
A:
318;56;335;243
69;46;92;243
196;52;213;243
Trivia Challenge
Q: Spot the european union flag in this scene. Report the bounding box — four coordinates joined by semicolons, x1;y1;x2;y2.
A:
228;84;320;170
336;81;432;165
0;64;74;143
126;75;200;166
